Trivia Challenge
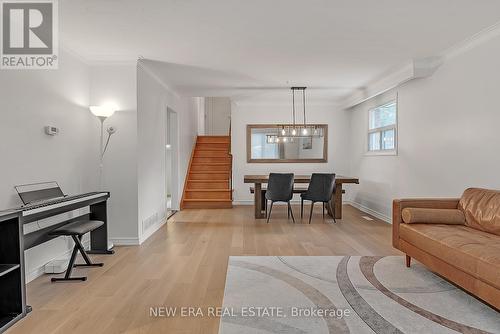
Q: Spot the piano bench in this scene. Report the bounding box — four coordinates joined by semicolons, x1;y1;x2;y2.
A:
49;220;105;282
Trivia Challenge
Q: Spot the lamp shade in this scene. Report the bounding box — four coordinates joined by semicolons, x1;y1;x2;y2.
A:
89;104;116;118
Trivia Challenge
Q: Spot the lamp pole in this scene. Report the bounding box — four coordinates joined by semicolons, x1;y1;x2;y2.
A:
98;116;106;190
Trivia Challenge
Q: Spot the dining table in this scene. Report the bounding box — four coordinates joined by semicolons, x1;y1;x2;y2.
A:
244;174;359;219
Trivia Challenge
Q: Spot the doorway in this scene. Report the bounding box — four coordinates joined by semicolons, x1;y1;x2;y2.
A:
165;107;179;218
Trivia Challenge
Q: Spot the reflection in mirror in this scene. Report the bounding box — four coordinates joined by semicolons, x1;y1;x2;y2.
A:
247;124;327;163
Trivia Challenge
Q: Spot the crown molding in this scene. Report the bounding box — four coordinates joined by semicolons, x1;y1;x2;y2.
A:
232;99;340;108
60;43;91;65
87;59;138;66
341;20;500;110
341;57;442;109
440;20;500;61
137;60;181;98
60;42;138;66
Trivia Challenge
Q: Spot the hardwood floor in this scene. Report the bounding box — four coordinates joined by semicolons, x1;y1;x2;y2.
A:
8;205;399;334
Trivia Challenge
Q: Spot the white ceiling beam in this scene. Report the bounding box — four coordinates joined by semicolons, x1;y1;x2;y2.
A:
341;57;443;109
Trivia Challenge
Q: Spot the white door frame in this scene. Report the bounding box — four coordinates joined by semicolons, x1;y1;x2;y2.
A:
165;107;179;211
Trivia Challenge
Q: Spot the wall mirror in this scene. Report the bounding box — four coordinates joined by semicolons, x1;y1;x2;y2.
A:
247;124;328;163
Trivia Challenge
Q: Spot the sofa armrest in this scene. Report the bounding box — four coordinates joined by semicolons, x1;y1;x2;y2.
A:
392;198;460;249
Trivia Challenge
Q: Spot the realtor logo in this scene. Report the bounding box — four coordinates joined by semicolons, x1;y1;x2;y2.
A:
1;0;58;69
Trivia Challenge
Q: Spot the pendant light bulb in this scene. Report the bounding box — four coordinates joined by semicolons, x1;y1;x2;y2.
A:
291;128;297;136
281;127;286;136
302;128;308;135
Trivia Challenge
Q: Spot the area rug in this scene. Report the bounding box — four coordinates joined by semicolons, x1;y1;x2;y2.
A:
219;256;500;334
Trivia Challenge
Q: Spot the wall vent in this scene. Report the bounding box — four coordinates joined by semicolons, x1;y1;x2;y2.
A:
142;212;159;233
142;209;167;233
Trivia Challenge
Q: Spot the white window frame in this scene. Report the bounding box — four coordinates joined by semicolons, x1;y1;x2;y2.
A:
366;100;398;156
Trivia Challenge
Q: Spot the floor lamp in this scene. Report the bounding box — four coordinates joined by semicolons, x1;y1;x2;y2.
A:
89;105;117;189
90;105;116;250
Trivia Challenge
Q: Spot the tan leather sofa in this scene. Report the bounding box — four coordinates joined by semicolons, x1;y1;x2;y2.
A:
393;188;500;309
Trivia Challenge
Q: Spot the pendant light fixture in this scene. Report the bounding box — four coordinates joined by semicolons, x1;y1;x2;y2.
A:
284;87;316;138
268;87;323;143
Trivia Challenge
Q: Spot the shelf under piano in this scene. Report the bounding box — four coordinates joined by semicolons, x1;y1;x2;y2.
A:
0;191;112;333
0;212;24;334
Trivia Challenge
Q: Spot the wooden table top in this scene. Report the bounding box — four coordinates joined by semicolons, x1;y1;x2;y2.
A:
244;175;359;184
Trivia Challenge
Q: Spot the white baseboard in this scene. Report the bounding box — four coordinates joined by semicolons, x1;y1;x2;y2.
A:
111;237;141;246
139;216;167;244
111;216;168;246
232;200;253;205
25;238;90;283
346;201;391;223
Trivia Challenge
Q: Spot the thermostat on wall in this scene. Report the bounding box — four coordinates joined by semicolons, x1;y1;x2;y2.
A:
45;126;59;136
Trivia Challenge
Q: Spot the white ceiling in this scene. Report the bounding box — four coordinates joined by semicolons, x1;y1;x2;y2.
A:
61;0;500;102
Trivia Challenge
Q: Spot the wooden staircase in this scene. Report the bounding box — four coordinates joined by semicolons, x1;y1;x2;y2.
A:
181;136;233;209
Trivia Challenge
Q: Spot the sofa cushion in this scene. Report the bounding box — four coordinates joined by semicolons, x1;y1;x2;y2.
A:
400;224;500;289
459;188;500;236
401;208;465;225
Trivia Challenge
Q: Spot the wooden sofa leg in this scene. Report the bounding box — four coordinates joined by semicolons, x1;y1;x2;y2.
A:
405;255;411;268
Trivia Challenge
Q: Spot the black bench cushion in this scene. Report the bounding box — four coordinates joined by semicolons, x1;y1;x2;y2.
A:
49;220;104;236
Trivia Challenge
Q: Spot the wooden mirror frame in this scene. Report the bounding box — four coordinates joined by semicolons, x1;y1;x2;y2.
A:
246;124;328;163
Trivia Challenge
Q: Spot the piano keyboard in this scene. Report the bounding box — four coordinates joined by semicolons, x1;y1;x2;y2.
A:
22;192;108;216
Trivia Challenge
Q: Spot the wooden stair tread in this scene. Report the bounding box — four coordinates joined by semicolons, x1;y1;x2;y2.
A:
190;171;229;174
183;199;232;202
195;148;229;151
188;180;228;182
185;189;231;192
194;148;229;155
191;162;231;165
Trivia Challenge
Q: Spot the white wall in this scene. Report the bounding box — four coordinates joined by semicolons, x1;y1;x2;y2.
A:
197;97;206;135
205;97;231;135
137;63;198;242
0;54;198;280
0;50;98;281
89;64;139;243
231;103;351;203
347;33;500;221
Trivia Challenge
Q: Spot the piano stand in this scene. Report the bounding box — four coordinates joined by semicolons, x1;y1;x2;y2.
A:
88;200;114;255
0;191;112;332
87;249;114;255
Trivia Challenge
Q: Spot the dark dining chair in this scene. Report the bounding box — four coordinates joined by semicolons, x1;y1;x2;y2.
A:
265;173;295;224
301;173;336;224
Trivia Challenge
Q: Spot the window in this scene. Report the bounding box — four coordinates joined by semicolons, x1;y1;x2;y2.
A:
368;101;397;154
